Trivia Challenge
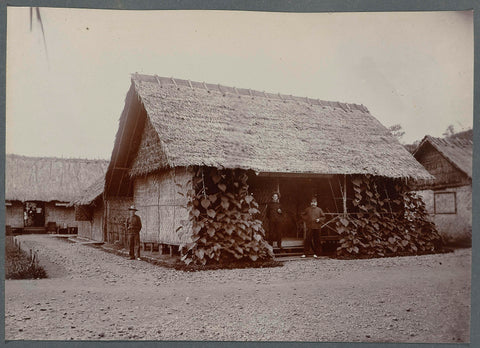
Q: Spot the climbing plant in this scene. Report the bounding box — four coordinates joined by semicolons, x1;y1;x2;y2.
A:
336;175;443;257
179;167;274;265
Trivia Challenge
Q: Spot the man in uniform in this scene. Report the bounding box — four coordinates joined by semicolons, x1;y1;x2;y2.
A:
300;196;325;258
126;205;142;260
266;192;284;250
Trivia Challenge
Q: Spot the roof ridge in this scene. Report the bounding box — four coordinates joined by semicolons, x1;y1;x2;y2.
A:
132;73;369;113
6;153;110;163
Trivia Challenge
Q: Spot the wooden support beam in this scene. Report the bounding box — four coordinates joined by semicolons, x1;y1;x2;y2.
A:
115;104;143;197
106;85;135;195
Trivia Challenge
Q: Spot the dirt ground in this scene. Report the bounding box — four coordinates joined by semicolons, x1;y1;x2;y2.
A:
4;234;471;342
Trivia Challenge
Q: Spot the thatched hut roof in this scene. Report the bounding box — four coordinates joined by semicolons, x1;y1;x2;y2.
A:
70;176;105;206
414;135;473;179
106;74;432;195
5;154;109;202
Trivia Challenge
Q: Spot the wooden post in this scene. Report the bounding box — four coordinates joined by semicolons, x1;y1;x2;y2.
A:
343;175;347;217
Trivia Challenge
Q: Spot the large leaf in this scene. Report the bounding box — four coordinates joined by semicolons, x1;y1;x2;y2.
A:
208;194;218;203
339;217;349;227
221;199;229;210
196;249;205;259
207;209;216;218
245;195;254;204
225;225;235;235
212;174;222;184
201;198;211;209
207;227;216;237
192;209;200;218
218;183;227;192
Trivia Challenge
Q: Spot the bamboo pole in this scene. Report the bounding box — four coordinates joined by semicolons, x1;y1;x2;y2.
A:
328;178;339;213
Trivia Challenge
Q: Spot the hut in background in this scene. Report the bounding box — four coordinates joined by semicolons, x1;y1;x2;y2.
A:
103;73;433;258
71;177;106;242
413;135;473;245
5;154;108;233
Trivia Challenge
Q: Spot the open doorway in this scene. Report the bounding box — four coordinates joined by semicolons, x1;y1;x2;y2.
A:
24;201;45;227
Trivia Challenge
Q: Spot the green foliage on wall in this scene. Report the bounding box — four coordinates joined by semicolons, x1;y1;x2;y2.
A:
180;167;274;265
336;175;443;257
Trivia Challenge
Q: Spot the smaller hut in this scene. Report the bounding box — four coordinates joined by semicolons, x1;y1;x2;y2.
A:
71;177;106;242
5;154;109;233
71;174;133;244
413;135;473;245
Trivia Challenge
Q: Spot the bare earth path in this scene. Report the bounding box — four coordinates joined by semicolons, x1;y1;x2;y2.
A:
5;235;471;342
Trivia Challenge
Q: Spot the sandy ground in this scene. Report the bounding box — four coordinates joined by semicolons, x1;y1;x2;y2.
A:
4;234;471;342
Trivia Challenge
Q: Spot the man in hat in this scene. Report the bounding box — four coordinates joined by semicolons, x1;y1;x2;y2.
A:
266;192;284;250
126;205;142;260
300;196;325;258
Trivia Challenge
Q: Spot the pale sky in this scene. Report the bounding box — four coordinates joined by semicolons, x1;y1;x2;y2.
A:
6;8;474;160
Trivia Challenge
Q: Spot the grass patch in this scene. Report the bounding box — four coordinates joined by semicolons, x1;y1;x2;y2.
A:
5;238;47;280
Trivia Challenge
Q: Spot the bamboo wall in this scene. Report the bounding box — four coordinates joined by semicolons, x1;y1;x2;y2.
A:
45;203;77;228
416;184;472;244
92;201;104;241
415;143;470;189
134;167;192;245
77;221;92;240
5;201;24;227
77;201;104;242
106;197;133;245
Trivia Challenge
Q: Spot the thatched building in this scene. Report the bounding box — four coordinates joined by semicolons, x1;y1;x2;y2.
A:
70;177;106;242
413;135;473;245
103;74;433;255
5;154;108;233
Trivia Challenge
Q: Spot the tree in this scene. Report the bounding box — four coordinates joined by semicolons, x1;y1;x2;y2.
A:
442;124;456;138
388;124;405;142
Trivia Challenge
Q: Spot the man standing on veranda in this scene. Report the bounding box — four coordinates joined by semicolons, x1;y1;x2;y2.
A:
300;196;325;258
126;205;142;260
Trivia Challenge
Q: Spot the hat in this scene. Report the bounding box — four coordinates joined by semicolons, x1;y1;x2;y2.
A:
128;205;138;211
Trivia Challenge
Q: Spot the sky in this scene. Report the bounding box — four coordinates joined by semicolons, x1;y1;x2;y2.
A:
6;8;474;160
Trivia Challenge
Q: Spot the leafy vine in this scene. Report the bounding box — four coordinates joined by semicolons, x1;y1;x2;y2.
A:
179;167;274;265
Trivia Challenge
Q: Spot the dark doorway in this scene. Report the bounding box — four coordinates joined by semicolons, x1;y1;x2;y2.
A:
24;201;45;227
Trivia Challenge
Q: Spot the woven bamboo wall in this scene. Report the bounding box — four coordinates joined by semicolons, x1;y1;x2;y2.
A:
92;201;104;242
75;205;93;221
106;197;133;244
5;201;24;227
417;185;472;244
45;203;77;228
77;221;92;239
415;143;470;189
134;167;192;245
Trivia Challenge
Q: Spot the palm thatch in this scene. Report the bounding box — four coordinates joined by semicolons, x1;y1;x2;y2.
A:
5;154;109;203
70;176;106;206
414;135;473;179
106;74;432;195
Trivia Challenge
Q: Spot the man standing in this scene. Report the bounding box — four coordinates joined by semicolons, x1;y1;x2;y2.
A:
266;192;284;250
300;196;325;258
126;205;142;260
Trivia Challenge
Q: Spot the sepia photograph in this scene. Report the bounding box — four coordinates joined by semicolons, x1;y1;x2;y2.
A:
4;5;474;344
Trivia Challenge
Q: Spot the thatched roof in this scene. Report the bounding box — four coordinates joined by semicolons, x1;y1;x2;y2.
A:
414;135;473;179
5;154;109;202
70;176;105;206
106;74;432;195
